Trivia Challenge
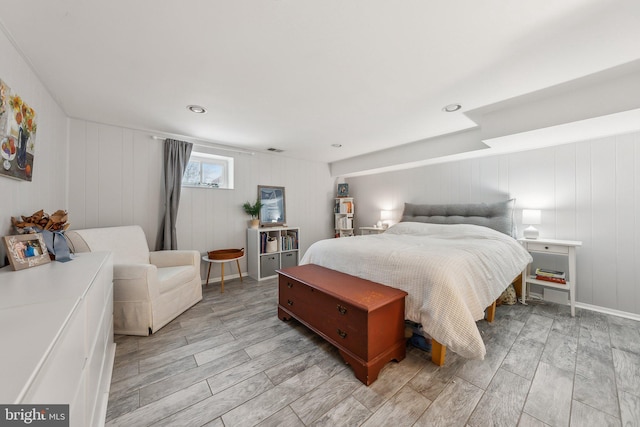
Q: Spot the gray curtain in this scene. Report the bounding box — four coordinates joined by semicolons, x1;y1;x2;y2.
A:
156;138;193;250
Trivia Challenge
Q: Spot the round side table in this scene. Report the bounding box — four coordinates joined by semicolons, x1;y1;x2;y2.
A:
202;254;244;293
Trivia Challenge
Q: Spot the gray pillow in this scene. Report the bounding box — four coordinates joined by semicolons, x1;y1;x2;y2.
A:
400;199;515;237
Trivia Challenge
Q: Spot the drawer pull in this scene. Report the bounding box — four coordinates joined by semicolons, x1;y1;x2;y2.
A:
287;299;294;306
545;246;549;250
287;282;293;288
336;304;347;315
337;329;347;339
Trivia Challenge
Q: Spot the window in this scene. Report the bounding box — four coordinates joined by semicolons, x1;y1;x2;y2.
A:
183;152;234;189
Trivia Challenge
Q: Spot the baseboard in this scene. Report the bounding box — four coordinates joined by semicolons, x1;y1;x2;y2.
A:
575;302;640;322
526;291;640;322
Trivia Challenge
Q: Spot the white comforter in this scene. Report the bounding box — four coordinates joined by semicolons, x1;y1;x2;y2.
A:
299;222;532;359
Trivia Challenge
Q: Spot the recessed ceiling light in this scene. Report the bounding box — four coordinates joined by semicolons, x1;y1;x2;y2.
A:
331;144;342;148
187;105;207;114
442;103;462;112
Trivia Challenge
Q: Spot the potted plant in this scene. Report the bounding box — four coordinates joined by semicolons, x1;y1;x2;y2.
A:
242;199;263;229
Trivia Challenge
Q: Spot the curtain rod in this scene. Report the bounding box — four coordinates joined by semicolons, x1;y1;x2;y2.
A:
151;135;255;155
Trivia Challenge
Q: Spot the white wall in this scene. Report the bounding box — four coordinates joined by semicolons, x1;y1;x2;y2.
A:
67;119;336;280
346;134;640;316
0;28;69;266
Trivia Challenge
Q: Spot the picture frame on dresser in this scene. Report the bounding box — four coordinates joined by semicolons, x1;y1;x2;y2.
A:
3;233;50;270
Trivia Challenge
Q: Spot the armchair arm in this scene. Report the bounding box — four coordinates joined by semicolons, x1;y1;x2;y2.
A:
150;250;199;268
113;263;160;301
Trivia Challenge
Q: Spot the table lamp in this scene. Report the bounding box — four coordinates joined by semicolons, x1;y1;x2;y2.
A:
522;209;541;239
380;210;392;229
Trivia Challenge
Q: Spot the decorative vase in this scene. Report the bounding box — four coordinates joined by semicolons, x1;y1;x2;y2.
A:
17;127;28;170
249;219;259;229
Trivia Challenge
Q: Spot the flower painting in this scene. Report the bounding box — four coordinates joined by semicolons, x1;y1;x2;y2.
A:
0;78;38;182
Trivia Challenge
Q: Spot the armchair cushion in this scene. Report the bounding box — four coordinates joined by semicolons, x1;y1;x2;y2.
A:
157;266;195;294
113;264;157;301
66;225;202;335
150;250;199;268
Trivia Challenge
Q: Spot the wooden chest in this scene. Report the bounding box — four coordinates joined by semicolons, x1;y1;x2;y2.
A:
277;264;408;385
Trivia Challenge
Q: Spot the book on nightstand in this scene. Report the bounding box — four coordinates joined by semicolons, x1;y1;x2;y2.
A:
535;268;566;279
533;268;567;284
535;275;567;284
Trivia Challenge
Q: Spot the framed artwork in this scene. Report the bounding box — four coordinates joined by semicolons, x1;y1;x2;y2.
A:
258;185;286;227
0;78;38;182
3;233;50;271
337;183;349;197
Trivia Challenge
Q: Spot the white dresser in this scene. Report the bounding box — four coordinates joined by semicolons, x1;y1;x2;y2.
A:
0;252;115;427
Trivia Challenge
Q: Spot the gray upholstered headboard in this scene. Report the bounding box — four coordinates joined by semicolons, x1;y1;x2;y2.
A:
400;199;516;237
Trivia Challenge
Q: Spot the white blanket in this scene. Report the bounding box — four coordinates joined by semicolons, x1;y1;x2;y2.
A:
300;222;532;359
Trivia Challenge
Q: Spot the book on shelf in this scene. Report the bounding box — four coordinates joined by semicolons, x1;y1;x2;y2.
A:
335;216;353;230
534;275;567;284
281;231;299;251
339;201;353;214
535;268;566;279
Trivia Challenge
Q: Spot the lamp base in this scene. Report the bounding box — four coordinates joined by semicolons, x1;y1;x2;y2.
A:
523;225;539;239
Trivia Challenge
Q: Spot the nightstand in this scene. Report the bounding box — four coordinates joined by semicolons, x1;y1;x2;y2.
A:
359;226;386;235
518;238;582;316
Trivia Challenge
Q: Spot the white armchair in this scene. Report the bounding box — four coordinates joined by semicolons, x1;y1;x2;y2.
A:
66;225;202;335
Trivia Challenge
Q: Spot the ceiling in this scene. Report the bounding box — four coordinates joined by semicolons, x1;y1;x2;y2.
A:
2;1;640;164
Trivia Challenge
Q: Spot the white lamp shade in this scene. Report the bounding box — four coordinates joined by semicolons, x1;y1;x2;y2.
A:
380;210;392;229
522;209;541;239
522;209;541;225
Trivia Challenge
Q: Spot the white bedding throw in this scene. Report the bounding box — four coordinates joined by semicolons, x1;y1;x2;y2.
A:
299;222;532;359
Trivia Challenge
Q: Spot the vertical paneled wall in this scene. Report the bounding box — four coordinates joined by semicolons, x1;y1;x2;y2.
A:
347;134;640;316
0;28;69;266
67;119;336;279
68;121;163;244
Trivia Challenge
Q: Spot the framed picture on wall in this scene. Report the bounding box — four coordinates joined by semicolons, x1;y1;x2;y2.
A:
3;233;50;271
0;78;38;182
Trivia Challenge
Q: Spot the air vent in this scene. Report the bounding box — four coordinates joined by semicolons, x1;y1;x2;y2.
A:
267;148;284;153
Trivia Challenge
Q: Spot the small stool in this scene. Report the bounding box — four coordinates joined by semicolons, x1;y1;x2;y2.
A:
202;249;245;293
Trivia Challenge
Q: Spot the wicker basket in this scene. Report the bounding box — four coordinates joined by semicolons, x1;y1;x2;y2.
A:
207;248;244;260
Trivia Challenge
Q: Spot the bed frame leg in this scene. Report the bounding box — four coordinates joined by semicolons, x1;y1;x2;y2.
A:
486;301;496;323
512;273;523;300
431;339;446;366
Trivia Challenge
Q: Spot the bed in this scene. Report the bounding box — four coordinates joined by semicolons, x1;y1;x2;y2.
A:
299;199;532;361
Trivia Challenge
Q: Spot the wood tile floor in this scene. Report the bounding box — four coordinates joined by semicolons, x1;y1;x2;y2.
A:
106;276;640;427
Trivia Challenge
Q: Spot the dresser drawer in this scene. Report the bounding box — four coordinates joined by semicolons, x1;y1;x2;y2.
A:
526;242;569;254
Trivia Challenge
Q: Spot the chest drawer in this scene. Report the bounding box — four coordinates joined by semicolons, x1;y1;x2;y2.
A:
278;275;308;300
279;276;367;356
525;242;569;254
305;288;367;356
278;275;314;317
